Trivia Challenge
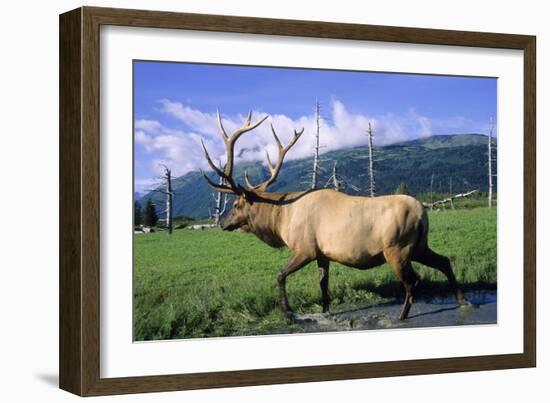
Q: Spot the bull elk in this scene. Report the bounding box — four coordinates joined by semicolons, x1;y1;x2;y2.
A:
200;110;469;320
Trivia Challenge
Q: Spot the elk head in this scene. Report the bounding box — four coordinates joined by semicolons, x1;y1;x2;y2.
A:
200;110;304;231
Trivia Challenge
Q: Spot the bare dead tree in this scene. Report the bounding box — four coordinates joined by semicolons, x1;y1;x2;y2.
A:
332;162;341;191
449;176;455;210
427;173;436;211
211;162;229;226
429;172;435;205
311;99;321;189
488;118;495;208
324;161;359;193
325;161;343;191
367;122;376;196
162;166;174;234
146;165;175;234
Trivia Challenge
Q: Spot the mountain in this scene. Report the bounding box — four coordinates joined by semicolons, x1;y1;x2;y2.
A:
390;133;490;149
138;134;496;219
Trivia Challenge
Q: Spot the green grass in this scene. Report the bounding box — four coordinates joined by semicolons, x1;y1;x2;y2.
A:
134;207;496;340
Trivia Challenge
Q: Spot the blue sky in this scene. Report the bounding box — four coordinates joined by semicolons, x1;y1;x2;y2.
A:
134;61;497;191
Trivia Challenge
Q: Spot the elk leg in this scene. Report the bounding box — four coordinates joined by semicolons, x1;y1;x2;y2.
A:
317;257;330;313
399;265;419;320
413;248;467;305
384;248;418;320
278;254;312;318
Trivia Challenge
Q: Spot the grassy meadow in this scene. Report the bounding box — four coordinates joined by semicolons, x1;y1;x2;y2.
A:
134;207;497;341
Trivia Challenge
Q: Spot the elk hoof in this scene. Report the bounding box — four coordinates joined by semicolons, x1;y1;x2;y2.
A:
459;300;478;309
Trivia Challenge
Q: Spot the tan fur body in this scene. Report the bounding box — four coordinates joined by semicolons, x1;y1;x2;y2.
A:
227;188;466;319
245;189;426;270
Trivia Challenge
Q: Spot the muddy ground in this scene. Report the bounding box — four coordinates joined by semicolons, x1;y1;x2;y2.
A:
291;290;497;333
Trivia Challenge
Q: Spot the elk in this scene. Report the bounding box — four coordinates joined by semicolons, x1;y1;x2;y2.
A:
200;110;469;320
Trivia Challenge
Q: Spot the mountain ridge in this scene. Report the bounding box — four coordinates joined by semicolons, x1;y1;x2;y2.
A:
139;133;496;219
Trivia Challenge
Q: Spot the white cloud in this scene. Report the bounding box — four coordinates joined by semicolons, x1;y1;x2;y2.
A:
158;99;219;135
134;178;159;191
135;100;437;186
408;108;432;138
418;117;432;137
135;130;153;152
135;119;162;132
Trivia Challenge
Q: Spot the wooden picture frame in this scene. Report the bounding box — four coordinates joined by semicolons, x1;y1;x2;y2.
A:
59;6;536;396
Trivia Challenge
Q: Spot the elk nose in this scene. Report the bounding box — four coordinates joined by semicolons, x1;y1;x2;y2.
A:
220;219;237;232
220;218;230;231
222;223;235;231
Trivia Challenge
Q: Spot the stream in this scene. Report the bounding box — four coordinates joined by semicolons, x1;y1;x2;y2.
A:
292;290;497;333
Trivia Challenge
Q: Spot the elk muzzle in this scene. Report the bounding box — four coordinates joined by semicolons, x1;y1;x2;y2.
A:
220;216;240;231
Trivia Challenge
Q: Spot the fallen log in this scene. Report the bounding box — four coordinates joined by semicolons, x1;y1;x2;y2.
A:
422;189;478;209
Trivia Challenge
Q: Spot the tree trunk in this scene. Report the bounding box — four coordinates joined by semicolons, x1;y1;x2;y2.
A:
331;162;341;191
165;168;173;234
213;168;228;226
214;192;222;226
449;176;455;210
367;122;376;197
488;129;493;208
429;172;435;210
311;99;320;190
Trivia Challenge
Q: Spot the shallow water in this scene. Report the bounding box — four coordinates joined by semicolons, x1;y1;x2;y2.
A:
293;290;497;333
427;290;497;305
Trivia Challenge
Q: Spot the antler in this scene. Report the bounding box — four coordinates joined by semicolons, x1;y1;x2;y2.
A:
200;110;268;194
244;124;304;192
